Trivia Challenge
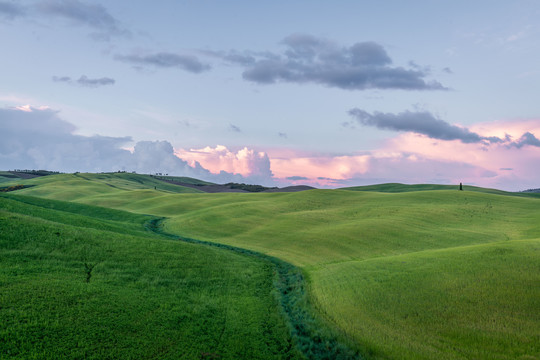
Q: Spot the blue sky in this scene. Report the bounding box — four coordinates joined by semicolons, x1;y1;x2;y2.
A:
1;0;539;190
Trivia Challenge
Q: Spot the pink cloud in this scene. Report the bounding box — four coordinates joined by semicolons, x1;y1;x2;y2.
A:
173;119;540;191
383;119;540;190
175;145;273;182
271;154;370;180
470;119;540;139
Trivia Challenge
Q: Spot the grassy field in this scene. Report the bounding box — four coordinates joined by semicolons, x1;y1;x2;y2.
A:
311;240;540;359
8;173;540;359
0;193;300;359
344;182;540;198
0;171;20;185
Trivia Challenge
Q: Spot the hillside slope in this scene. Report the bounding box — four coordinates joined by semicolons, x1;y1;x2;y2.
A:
10;174;540;359
342;182;540;198
0;193;300;359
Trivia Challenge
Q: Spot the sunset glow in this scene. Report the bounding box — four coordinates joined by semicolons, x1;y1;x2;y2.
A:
2;1;539;191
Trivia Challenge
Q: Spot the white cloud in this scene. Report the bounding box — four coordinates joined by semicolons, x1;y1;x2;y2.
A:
175;145;274;185
0;106;275;185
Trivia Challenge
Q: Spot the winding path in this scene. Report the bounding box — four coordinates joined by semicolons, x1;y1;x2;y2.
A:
146;217;362;360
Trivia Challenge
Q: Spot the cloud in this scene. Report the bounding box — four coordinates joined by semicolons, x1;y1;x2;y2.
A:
116;52;211;73
175;145;274;185
215;33;446;91
266;117;540;190
52;76;72;83
0;106;271;184
348;109;495;144
348;108;540;150
382;120;540;191
269;150;500;188
77;75;115;87
278;132;288;138
37;0;128;40
3;106;538;192
510;132;540;148
0;106;130;172
228;124;241;133
286;176;309;181
202;49;258;66
0;1;25;18
268;140;540;191
52;75;115;87
129;140;210;177
271;153;370;182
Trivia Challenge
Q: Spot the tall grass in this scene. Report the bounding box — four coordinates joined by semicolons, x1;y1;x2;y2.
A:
310;240;540;359
0;194;300;359
12;173;540;359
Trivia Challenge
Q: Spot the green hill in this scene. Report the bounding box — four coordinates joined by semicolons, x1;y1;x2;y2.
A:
342;182;540;198
5;173;540;359
0;193;300;359
152;175;216;186
2;172;204;198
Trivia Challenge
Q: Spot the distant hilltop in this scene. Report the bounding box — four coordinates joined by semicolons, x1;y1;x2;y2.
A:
521;188;540;193
0;170;316;194
153;175;316;193
5;169;61;179
1;169;538;194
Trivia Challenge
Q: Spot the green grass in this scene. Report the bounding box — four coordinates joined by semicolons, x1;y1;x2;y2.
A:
0;194;300;359
153;175;216;185
150;190;539;266
310;240;540;359
0;171;18;178
341;182;460;192
9;174;540;359
0;171;20;184
343;182;540;198
3;172;203;198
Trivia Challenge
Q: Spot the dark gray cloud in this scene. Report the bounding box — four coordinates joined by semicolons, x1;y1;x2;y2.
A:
278;132;288;138
228;124;241;133
77;75;115;87
37;0;128;40
215;33;446;91
202;49;257;66
500;168;513;171
510;132;540;148
116;52;211;73
348;109;488;143
348;108;540;149
0;1;25;18
286;176;309;181
53;75;115;87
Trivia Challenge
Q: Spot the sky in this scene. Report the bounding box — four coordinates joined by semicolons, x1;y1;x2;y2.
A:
1;0;540;190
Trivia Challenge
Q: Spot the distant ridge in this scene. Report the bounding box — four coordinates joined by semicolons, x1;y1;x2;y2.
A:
5;170;61;179
521;188;540;193
1;170;537;196
155;176;315;193
341;182;540;198
341;183;456;193
263;185;316;192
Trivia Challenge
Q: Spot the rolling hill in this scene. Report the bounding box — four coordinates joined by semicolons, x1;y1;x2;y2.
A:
3;172;539;359
0;192;301;359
